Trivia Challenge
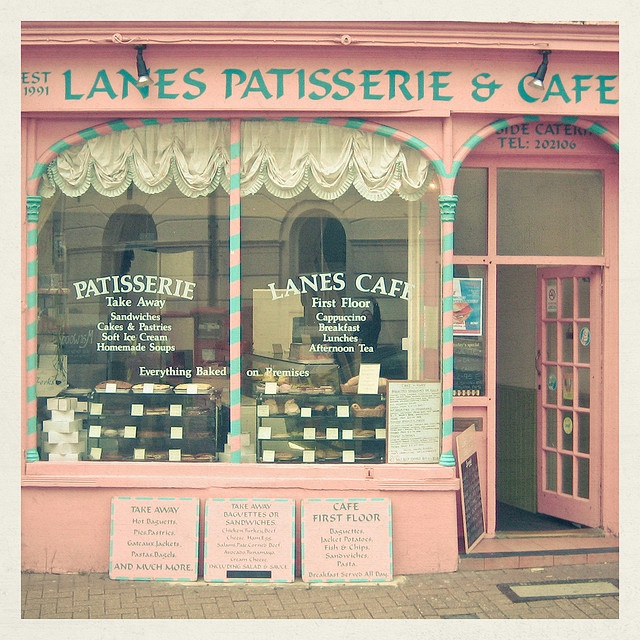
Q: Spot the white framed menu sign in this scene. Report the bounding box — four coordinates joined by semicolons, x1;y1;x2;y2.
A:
386;381;441;463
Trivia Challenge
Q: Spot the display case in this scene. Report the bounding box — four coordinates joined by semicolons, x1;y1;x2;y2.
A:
86;389;219;462
255;392;387;463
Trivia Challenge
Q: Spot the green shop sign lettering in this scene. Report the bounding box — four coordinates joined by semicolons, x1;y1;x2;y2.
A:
23;66;618;105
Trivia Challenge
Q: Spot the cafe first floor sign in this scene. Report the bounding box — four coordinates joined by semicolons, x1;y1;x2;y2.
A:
203;498;296;583
301;498;393;583
109;496;200;581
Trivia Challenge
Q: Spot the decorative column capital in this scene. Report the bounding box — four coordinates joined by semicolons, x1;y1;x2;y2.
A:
438;194;458;222
26;195;42;223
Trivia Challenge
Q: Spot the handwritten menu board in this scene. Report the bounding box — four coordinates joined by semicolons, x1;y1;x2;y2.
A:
386;381;441;463
203;498;295;582
301;498;393;583
109;496;199;581
456;425;486;552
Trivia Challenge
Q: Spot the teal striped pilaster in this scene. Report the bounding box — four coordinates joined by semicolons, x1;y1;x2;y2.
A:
438;195;458;467
228;123;242;462
25;196;41;462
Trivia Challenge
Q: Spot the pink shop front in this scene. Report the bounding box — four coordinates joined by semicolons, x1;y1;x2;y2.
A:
21;21;619;575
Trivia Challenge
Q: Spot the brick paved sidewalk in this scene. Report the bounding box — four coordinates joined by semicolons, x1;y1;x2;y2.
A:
21;561;618;620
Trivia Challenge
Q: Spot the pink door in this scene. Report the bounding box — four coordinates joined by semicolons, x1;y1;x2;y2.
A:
537;267;602;527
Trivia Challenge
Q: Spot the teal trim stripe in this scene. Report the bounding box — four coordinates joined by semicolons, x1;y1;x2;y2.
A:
450;160;463;178
230;174;241;191
312;117;331;125
374;124;398;138
172;117;193;122
230;232;240;253
430;159;448;177
108;119;133;131
402;136;429;151
27;415;37;435
26;353;37;371
230;141;241;158
587;122;608;136
49;140;72;154
26;291;37;309
561;116;579;124
27;228;38;246
463;134;484;150
27;259;38;277
281;117;300;122
442;357;454;375
490;119;511;131
78;127;101;141
28;163;49;181
27;384;37;403
344;118;366;129
523;115;540;123
25;448;40;462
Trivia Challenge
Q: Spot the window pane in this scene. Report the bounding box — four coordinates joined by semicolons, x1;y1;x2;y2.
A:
454;168;488;255
241;185;441;463
37;184;230;462
453;265;486;396
497;170;602;256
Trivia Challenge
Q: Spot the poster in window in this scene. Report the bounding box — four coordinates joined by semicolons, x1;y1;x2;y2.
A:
453;278;483;336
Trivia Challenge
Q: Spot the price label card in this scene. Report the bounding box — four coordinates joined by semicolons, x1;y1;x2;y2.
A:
89;447;102;460
262;449;276;462
326;428;339;440
133;448;145;460
303;427;316;440
124;426;137;439
77;401;88;412
303;450;315;463
168;449;182;461
343;450;355;462
258;426;272;440
88;425;102;438
357;363;381;394
105;383;117;394
90;403;103;416
375;428;386;439
169;404;183;417
337;405;350;418
143;383;155;394
301;407;312;418
170;426;183;439
264;382;278;395
257;404;270;417
343;429;354;440
131;404;144;416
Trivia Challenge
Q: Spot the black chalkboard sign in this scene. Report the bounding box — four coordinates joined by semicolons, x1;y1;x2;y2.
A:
456;426;486;552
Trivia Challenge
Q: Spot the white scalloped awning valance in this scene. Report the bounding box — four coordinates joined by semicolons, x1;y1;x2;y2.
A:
39;120;433;202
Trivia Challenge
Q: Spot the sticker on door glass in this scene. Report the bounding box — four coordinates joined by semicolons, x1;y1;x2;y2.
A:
546;284;558;314
563;416;573;434
579;327;591;346
547;373;557;391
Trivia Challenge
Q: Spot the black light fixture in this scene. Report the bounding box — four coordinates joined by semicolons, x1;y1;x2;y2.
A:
528;50;551;90
134;44;153;87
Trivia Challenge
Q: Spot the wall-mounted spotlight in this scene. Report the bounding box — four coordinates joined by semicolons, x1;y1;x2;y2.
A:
134;44;153;87
528;50;551;90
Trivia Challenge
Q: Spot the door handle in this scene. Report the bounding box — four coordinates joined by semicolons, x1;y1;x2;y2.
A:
535;349;542;377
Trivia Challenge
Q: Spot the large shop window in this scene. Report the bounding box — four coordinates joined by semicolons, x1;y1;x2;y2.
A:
35;120;440;464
